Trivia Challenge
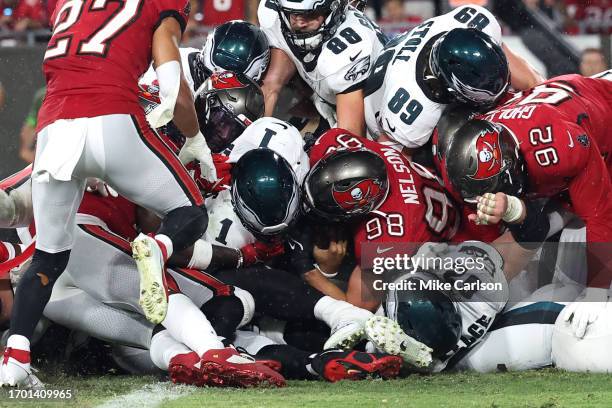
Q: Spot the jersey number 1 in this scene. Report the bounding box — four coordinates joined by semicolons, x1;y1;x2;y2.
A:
45;0;142;61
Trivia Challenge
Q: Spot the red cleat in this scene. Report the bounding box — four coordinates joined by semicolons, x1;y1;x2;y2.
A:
312;350;403;382
168;352;203;386
200;347;286;388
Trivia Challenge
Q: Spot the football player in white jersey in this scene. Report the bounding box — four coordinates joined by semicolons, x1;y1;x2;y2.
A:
258;0;387;135
367;241;510;372
364;5;543;153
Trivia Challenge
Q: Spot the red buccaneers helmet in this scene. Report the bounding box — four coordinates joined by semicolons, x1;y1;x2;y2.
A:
303;148;389;222
445;119;526;199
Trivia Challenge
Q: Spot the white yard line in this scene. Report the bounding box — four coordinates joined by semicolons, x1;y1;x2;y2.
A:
96;382;196;408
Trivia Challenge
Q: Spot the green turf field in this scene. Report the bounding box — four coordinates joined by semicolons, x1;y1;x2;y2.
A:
1;370;611;408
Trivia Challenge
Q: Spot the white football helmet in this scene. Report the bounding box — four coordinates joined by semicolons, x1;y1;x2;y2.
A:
275;0;348;51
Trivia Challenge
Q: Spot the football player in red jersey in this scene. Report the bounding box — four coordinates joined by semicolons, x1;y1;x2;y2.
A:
0;0;220;387
304;128;463;311
442;72;612;341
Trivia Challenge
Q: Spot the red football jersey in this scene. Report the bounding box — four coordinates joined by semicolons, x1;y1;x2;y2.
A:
202;0;244;25
478;75;612;286
37;0;191;132
309;129;461;262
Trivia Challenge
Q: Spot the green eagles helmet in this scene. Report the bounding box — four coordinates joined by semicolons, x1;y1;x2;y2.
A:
429;28;509;107
231;148;301;238
200;20;270;82
385;272;462;358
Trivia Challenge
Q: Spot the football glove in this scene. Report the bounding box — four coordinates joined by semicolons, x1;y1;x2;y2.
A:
187;154;231;196
561;287;611;339
240;240;285;266
179;132;217;182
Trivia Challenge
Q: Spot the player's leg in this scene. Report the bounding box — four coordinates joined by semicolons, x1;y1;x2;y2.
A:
234;330;402;381
1;163;85;386
95;114;207;324
44;272;154;349
216;266;374;350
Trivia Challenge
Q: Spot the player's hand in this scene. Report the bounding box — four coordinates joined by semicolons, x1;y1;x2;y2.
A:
179;132;217;181
86;178;118;198
560;287;610;338
468;193;508;225
314;237;347;278
187;154;231;196
213;154;232;187
240;240;285;266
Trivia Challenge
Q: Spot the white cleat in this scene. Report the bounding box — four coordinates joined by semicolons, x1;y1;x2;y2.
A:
132;233;168;325
365;316;433;368
324;320;366;350
1;347;39;388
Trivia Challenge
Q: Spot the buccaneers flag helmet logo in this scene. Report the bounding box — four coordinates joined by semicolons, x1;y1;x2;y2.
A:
332;179;383;213
211;71;247;90
471;126;505;180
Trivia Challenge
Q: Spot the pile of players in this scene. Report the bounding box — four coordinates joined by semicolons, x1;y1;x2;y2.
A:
1;0;611;388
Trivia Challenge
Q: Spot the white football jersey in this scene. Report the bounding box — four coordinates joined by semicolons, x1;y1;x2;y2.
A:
385;241;509;372
364;5;502;148
258;3;386;126
139;47;200;98
204;118;310;249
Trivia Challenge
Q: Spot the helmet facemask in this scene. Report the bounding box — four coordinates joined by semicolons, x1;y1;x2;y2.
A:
277;0;348;51
196;91;251;153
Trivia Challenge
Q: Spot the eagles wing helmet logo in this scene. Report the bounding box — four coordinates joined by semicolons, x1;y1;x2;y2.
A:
211;71;247;90
332;179;382;212
471;126;504;180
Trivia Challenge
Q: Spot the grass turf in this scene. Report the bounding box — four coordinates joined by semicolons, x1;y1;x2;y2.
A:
1;369;611;408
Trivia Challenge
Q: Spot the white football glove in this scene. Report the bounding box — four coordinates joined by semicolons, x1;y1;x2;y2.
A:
560;287;610;339
178;132;217;181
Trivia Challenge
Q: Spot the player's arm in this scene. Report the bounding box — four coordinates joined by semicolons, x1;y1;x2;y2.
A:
336;89;366;136
502;43;544;91
151;17;198;138
346;264;383;311
261;48;297;116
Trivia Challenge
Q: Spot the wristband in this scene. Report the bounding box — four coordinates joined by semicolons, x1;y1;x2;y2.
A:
236;248;244;269
502;195;523;223
314;263;338;278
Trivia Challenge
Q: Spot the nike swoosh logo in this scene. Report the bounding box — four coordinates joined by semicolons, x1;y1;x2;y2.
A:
349;51;362;62
376;246;394;254
274;121;289;129
567;131;574;147
385;118;396;133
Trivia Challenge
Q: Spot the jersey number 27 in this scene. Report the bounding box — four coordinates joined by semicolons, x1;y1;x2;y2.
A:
45;0;142;61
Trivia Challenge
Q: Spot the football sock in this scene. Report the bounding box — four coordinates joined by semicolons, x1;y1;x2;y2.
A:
149;329;191;371
10;249;70;339
313;296;372;329
161;293;223;356
157;205;207;253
